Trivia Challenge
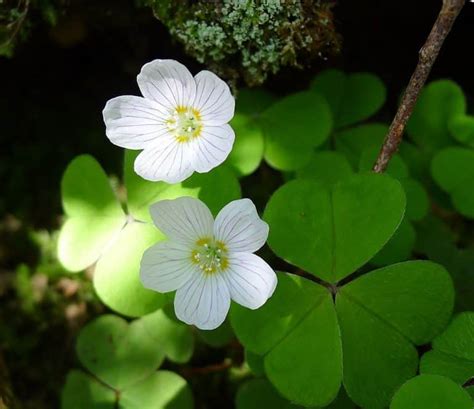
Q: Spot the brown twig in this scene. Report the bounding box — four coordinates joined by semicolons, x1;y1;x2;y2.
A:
373;0;465;173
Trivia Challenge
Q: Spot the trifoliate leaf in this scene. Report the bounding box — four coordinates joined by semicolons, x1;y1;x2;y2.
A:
337;261;454;409
58;155;125;272
76;315;165;389
231;273;342;408
264;174;405;282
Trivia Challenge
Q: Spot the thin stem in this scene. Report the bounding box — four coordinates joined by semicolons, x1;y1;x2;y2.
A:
373;0;465;173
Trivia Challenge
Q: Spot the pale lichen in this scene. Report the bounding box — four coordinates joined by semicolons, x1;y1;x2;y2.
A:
144;0;341;86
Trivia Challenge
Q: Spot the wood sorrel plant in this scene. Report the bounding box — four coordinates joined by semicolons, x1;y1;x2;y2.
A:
58;1;474;408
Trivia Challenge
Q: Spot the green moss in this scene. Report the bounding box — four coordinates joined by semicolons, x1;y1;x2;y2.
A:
0;0;59;57
145;0;341;86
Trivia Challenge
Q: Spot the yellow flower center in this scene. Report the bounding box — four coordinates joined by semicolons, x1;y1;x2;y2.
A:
166;105;202;143
191;237;229;275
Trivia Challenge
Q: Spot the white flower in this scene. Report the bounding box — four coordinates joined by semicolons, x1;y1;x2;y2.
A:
140;197;277;330
103;59;235;184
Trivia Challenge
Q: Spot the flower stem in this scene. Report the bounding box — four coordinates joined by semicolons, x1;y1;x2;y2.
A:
372;0;465;173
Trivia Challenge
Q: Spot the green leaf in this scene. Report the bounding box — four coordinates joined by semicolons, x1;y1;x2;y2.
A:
197;319;235;348
120;371;193;409
390;375;473;409
449;114;474;147
245;350;265;376
370;218;415;266
295;151;353;187
226;114;264;176
262;91;332;171
335;123;388;167
311;70;386;128
235;378;304;409
337;261;454;409
58;155;125;272
407;80;466;150
124;150;241;222
401;178;429;222
359;146;409;180
61;370;193;409
231;272;342;407
420;312;474;384
76;315;165;389
93;221;167;317
140;309;194;363
431;147;474;218
61;370;115;409
263;174;405;282
236;89;276;116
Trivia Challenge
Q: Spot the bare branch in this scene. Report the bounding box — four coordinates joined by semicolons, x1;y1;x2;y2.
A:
373;0;465;173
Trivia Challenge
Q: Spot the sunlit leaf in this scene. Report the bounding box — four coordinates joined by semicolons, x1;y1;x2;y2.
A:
140;309;194;363
120;371;193;409
58;155;125;272
226;113;264;176
76;315;165;389
93;221;167;317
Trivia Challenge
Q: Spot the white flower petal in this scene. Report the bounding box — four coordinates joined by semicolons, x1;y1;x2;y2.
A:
137;59;196;111
193;71;235;125
103;96;169;149
140;241;197;293
133;134;194;183
149;197;214;245
174;272;230;330
223;253;277;309
214;199;269;253
190;124;235;173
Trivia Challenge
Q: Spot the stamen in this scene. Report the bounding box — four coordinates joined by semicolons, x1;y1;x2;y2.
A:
167;106;202;143
190;237;229;275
